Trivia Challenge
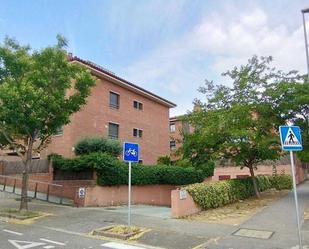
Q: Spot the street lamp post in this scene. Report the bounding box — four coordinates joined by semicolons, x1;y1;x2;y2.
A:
301;7;309;82
301;8;309;139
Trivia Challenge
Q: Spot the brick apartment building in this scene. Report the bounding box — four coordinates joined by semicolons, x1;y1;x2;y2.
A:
40;55;176;164
169;115;192;161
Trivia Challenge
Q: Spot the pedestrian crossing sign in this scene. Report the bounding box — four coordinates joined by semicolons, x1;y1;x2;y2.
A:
279;126;303;151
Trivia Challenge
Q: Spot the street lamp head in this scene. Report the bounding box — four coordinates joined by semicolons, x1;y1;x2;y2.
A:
301;7;309;14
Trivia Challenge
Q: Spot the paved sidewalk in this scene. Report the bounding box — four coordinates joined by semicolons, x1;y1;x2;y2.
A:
207;180;309;249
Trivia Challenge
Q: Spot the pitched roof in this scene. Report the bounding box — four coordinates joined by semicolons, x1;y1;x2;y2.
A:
69;55;176;108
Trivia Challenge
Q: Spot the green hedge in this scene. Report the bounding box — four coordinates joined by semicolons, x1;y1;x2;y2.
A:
50;153;205;186
185;175;292;210
50;154;92;171
269;175;293;190
74;137;122;157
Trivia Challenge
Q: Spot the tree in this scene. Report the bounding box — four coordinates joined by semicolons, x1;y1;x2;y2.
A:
271;80;309;162
0;36;96;210
184;56;300;197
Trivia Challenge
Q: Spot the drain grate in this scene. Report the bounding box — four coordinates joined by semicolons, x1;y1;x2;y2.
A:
233;228;274;240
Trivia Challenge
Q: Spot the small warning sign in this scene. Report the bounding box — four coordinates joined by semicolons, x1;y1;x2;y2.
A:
279;126;303;151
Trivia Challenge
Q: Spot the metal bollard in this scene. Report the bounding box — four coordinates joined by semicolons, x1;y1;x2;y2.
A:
13;179;16;193
34;182;38;199
46;184;50;202
3;178;7;191
60;186;64;205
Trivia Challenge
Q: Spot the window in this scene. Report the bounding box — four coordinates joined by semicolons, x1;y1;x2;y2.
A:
133;100;143;110
138;159;143;164
108;123;119;139
170;123;176;133
53;126;64;136
170;140;176;150
182;121;190;134
133;128;143;138
110;92;119;109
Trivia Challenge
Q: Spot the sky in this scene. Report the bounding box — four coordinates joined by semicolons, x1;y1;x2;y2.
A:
0;0;309;116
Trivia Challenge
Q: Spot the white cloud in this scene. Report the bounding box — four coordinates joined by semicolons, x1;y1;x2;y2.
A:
122;4;308;116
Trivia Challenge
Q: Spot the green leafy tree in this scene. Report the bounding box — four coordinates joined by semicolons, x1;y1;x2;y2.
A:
271;80;309;162
184;56;300;197
0;36;96;210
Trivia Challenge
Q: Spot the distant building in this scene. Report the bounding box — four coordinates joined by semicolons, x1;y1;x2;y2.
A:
39;55;176;164
169;115;192;161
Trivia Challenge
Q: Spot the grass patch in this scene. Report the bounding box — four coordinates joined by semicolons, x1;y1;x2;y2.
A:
0;208;41;220
92;225;148;240
108;225;141;235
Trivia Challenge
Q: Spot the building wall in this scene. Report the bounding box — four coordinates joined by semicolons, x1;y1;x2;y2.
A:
79;184;176;207
169;117;192;161
42;77;170;164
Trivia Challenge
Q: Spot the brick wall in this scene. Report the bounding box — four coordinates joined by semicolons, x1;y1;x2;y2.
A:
171;189;201;218
213;161;307;184
78;184;176;207
42;76;171;164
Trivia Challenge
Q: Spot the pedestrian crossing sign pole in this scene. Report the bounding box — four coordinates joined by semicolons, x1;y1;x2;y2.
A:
279;125;303;249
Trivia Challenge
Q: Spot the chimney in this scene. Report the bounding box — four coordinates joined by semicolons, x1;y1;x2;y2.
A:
193;103;202;112
67;52;73;60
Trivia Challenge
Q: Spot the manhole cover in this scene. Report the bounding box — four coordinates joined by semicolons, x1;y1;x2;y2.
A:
233;228;274;239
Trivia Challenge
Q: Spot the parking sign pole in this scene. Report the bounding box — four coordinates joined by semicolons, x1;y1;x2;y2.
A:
290;151;303;249
128;161;132;228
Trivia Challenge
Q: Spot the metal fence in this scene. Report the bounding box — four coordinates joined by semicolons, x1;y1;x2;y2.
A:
0;175;72;205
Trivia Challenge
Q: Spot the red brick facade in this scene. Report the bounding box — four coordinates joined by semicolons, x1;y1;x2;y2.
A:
169;115;192;161
41;57;176;164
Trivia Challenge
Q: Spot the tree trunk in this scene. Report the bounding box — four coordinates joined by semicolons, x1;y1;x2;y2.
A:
19;140;33;211
248;165;260;198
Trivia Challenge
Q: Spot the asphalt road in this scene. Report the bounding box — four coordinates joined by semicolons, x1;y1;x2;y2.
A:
0;220;150;249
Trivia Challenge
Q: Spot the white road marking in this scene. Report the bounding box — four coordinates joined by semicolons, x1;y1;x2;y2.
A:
101;242;147;249
3;229;23;236
40;238;66;246
43;246;55;249
8;239;46;249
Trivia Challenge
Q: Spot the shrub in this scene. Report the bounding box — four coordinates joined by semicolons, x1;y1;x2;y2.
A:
157;155;172;165
50;153;204;186
257;175;272;192
176;159;215;177
96;160;205;186
196;161;215;178
174;158;193;168
185;175;292;210
269;175;293;190
50;153;94;171
74;137;122;157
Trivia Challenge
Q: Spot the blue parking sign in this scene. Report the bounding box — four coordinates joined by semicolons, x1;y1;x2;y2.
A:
279;126;303;151
123;142;139;162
